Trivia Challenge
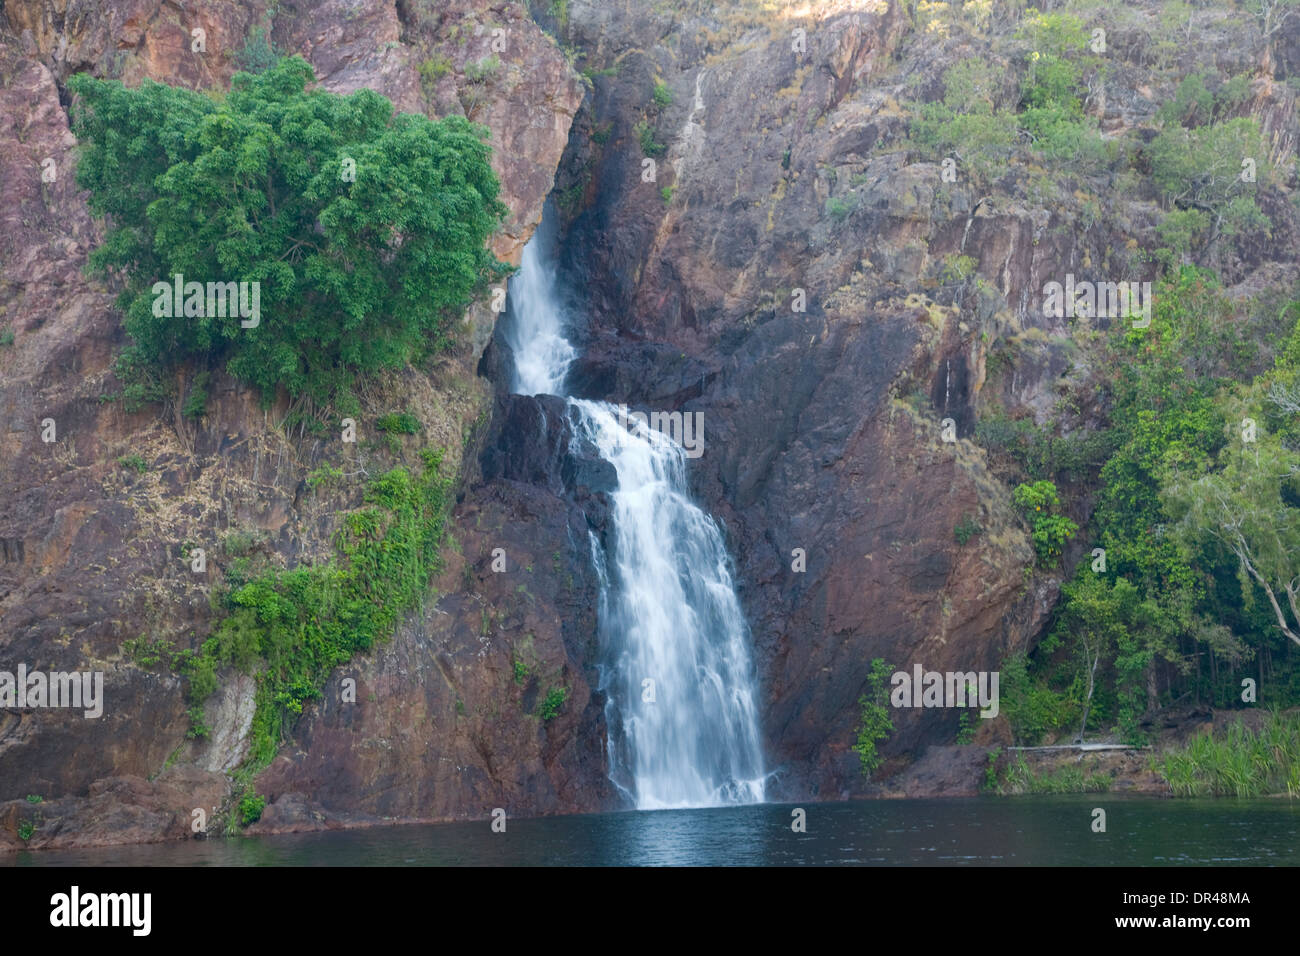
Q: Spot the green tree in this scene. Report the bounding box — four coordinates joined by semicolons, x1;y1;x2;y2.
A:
69;56;508;412
910;59;1016;186
1149;117;1272;251
1165;381;1300;651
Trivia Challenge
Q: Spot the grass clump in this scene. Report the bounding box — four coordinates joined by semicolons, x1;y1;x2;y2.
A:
998;754;1112;794
1159;710;1300;797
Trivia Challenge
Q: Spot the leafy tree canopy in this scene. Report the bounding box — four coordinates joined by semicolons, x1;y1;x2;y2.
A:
69;56;508;412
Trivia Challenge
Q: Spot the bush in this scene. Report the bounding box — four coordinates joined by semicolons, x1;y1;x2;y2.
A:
999;651;1073;745
239;792;266;825
306;464;344;491
118;453;148;474
539;685;569;720
464;55;500;83
182;369;210;420
1148;117;1271;241
1012;480;1078;566
825;195;857;222
234;24;278;74
69;57;508;412
652;81;673;108
852;658;894;775
955;711;975;745
180;450;453;769
375;412;420;434
634;120;666;157
910;60;1016;186
954;514;982;546
419;54;453;89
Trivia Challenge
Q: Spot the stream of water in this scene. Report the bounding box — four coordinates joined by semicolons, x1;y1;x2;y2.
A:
504;214;765;809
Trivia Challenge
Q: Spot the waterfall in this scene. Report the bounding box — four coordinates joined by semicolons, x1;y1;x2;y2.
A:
504;214;766;809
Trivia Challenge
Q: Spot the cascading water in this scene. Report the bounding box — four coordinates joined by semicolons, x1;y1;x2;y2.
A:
505;213;766;809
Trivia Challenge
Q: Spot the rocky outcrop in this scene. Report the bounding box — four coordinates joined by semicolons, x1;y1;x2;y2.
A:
543;0;1300;799
5;0;1300;850
0;0;585;849
253;392;620;825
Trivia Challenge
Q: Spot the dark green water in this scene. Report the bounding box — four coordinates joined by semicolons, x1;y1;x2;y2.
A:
7;796;1298;866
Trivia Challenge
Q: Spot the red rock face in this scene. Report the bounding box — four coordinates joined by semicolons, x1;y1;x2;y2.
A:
548;0;1298;801
5;0;1299;851
0;0;587;849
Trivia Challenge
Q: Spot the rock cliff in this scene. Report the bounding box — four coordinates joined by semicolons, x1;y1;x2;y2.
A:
2;0;1298;849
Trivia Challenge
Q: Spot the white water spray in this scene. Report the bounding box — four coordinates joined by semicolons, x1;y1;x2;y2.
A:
504;215;765;809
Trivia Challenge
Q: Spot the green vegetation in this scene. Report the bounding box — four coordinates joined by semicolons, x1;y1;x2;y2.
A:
25;794;42;804
239;792;267;825
1012;480;1077;566
178;449;453;772
852;658;894;775
998;271;1300;748
660;185;675;205
122;635;176;669
998;755;1112;795
0;328;14;347
70;56;507;415
234;23;279;74
1149;84;1272;262
513;656;530;685
910;10;1112;184
117;453;148;474
954;514;982;546
1159;710;1300;797
983;747;1002;791
418;53;453;91
17;822;34;841
825;195;857;223
464;55;501;83
634;120;666;157
582;66;620;84
375;412;421;434
221;528;267;558
182;370;210;420
539;685;569;720
955;711;975;745
306;464;344;491
652;80;673;108
910;59;1015;186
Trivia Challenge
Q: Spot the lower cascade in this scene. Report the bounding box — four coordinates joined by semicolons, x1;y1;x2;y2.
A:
506;215;766;809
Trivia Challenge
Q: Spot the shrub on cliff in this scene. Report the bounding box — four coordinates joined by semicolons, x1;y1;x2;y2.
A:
852;658;894;776
69;56;508;413
1012;480;1078;567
